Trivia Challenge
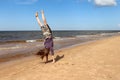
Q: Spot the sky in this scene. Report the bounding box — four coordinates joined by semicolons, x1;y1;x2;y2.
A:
0;0;120;31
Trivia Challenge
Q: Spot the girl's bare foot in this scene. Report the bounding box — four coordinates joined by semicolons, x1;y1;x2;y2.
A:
52;59;55;63
52;56;55;63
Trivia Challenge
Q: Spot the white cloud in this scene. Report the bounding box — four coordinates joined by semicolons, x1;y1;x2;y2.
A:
94;0;117;6
14;0;38;4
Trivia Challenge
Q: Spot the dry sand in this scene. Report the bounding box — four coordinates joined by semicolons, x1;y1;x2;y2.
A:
0;36;120;80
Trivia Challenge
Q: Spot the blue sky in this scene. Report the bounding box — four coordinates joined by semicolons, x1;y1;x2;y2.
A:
0;0;120;30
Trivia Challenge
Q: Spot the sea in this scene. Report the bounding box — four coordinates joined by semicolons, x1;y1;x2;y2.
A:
0;30;120;42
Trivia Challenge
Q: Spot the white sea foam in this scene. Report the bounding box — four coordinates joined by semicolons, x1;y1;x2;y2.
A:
76;35;90;38
54;37;64;41
54;37;76;41
100;33;116;36
26;40;36;43
0;45;23;50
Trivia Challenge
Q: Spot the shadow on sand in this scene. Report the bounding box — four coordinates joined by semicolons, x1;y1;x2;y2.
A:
46;55;64;63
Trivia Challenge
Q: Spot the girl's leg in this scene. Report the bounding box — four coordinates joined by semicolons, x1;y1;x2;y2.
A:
45;54;48;63
50;47;55;63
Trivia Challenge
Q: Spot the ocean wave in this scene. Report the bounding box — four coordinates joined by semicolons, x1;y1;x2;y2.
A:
77;34;105;37
0;39;43;44
26;40;37;43
0;45;27;50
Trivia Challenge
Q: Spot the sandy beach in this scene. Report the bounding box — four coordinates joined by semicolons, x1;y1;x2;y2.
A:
0;35;120;80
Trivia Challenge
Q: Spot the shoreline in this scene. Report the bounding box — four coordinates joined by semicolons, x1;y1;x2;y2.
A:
0;33;120;64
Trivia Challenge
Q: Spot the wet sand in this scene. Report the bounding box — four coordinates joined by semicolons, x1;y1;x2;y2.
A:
0;36;97;63
0;35;120;80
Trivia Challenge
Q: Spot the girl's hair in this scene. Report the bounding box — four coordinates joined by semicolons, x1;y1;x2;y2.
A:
46;24;52;34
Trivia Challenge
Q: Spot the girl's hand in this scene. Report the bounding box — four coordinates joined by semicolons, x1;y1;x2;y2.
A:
41;10;44;14
35;12;38;17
